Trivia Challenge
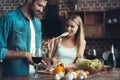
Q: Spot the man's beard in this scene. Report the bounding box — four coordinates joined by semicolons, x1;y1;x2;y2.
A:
34;12;43;18
30;10;43;18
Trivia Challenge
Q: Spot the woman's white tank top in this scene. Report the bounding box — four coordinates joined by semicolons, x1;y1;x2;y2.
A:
54;37;77;65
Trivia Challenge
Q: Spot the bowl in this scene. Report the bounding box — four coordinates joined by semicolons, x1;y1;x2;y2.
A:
76;58;103;73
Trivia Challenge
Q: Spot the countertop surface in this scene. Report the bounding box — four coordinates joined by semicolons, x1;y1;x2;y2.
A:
1;68;120;80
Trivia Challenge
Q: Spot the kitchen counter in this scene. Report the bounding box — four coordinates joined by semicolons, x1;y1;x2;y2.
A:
1;68;120;80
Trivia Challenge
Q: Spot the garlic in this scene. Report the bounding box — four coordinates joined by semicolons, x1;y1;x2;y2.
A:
54;74;61;80
65;72;77;80
77;71;87;80
54;72;64;80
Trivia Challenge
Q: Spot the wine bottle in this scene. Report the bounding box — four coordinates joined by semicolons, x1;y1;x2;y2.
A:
108;44;116;68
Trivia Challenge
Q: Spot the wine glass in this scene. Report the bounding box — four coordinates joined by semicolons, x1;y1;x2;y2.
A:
32;48;44;79
86;49;97;59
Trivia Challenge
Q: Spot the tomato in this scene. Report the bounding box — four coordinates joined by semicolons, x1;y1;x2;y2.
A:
84;71;89;76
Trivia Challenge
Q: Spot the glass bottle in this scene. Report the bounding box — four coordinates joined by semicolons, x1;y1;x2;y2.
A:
74;3;78;11
108;44;116;68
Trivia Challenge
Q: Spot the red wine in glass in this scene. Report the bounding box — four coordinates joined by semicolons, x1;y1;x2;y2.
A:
32;48;44;79
32;57;43;64
87;55;97;59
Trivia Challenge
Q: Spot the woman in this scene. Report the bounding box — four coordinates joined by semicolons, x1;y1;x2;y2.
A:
48;15;86;68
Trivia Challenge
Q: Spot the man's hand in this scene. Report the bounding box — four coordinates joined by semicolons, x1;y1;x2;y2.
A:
24;52;35;65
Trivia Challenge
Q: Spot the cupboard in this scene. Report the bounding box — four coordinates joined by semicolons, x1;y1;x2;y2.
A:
67;11;105;38
105;8;120;38
67;8;120;38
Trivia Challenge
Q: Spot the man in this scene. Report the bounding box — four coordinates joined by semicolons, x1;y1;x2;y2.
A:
0;0;48;76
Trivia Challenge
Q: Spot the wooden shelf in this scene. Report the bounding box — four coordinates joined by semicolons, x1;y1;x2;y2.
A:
84;24;104;26
84;25;103;38
85;11;104;25
67;11;105;38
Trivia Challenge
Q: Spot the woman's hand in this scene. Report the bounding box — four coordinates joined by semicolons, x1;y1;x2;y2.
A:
52;57;58;67
42;55;51;65
47;38;55;54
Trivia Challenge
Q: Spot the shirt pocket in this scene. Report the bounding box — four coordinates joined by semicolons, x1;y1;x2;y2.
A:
12;27;26;47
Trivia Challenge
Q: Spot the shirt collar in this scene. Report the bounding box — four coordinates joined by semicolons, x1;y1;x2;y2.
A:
16;6;36;20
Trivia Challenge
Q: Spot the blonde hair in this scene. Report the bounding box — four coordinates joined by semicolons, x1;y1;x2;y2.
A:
66;15;85;58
